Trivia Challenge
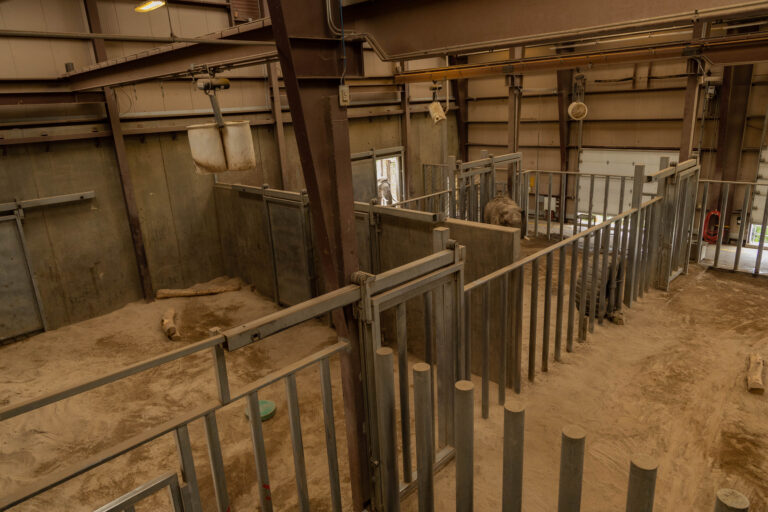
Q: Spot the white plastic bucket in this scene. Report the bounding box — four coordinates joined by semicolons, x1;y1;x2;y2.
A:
187;120;257;174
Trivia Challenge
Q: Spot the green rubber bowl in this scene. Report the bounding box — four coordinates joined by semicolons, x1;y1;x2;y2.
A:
244;399;277;422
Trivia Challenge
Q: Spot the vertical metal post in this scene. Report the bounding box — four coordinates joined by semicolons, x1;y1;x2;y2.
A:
588;228;601;333
175;424;202;512
528;259;539;382
574;175;581;234
755;185;768;275
247;391;273;511
626;165;644;306
578;234;590;342
619;176;627;216
482;283;491;419
534;172;540;237
455;381;475;512
714;183;729;268
413;363;435;512
608;219;620;314
543;252;553;372
625;455;657;512
499;273;509;405
463;291;471;381
320;359;343;512
567;242;578;352
639;207;651;296
734;184;752;272
286;374;310;512
375;348;401;512
698;182;710;262
714;489;750;512
547;173;553;239
204;412;230;512
587;174;595;229
396;303;413;482
602;176;610;220
558;425;586;512
560;171;567;239
514;266;524;393
213;344;231;404
502;402;525;512
617;216;631;309
598;224;610;322
555;245;566;361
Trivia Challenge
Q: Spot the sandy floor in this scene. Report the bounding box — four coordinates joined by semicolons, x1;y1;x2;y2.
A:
0;286;353;512
401;257;768;511
2;257;767;511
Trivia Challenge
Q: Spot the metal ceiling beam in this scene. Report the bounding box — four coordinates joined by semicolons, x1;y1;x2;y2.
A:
344;0;768;60
0;91;105;105
393;32;768;83
0;29;275;46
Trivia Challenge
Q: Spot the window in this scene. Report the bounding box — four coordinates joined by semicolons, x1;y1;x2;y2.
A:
376;155;402;206
748;223;768;246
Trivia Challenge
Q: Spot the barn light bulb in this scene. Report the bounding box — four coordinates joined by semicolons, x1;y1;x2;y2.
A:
135;0;166;13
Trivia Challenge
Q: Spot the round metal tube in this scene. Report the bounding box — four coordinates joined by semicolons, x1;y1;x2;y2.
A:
714;489;750;511
455;380;475;512
502;401;525;512
413;363;435;512
0;29;276;45
625;454;657;512
558;425;586;512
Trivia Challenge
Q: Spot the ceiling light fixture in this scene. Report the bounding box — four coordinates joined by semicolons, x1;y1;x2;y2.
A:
135;0;166;13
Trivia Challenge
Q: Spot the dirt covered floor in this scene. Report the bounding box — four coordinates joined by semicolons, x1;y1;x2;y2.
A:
401;258;768;511
0;286;353;511
2;255;767;511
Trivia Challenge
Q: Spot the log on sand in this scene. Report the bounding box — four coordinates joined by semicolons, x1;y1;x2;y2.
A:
747;353;764;394
156;276;242;299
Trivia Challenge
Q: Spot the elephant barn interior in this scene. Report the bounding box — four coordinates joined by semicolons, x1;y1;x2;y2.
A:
2;1;768;511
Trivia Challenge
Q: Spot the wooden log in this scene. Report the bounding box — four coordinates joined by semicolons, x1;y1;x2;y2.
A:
161;308;181;341
747;354;764;394
156;277;242;299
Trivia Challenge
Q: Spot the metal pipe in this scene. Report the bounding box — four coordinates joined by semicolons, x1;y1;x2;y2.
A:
714;489;750;511
499;273;509;405
320;359;343;512
375;348;401;512
535;172;541;237
203;412;230;512
482;283;491;419
588;227;601;333
560;172;567;239
502;402;525;512
286;374;310;512
755;185;768;275
548;173;553;239
558;425;586;512
247;391;273;511
529;258;539;382
598;224;610;322
574;174;581;234
175;424;202;512
602;176;610;220
396;303;413;482
0;29;275;46
733;184;752;271
555;245;566;361
463;292;471;381
587;174;595;229
514;267;524;393
578;234;590;341
714;183;729;268
567;242;578;352
625;455;657;512
455;380;475;512
413;363;435;512
542;252;553;372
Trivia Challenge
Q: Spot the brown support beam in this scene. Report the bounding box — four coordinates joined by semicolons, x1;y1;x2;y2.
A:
556;70;573;173
399;61;415;197
265;1;369;509
506;47;523;195
713;64;753;233
0;91;105;105
84;0;154;300
448;55;469;162
267;62;290;188
679;21;706;162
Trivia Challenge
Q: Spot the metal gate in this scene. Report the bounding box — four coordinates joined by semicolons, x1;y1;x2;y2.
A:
0;212;45;341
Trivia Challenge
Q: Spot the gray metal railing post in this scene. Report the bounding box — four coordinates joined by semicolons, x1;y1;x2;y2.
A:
756;185;768;275
567;241;578;352
396;303;413;482
320;358;343;512
587;174;595;229
560;172;567;239
625;455;657;512
375;347;401;512
455;380;475;512
698;182;710;262
535;172;540;237
513;266;524;393
555;245;566;361
449;157;457;218
175;424;202;512
414;363;435;512
626;165;644;306
558;425;586;512
482;283;491;418
529;258;539;381
714;183;729;268
247;391;273;512
543;252;553;371
286;374;310;512
499;273;509;405
714;489;750;511
502;402;525;512
578;234;590;341
588;228;602;333
203;412;230;512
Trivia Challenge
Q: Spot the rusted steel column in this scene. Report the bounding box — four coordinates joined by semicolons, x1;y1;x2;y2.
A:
268;62;290;189
84;0;153;300
266;0;369;508
449;55;469;162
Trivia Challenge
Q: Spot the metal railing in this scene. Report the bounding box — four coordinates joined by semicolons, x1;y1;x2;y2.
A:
692;179;768;276
371;357;754;511
464;195;661;416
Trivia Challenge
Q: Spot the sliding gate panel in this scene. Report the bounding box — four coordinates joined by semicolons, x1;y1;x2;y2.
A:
0;215;44;341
